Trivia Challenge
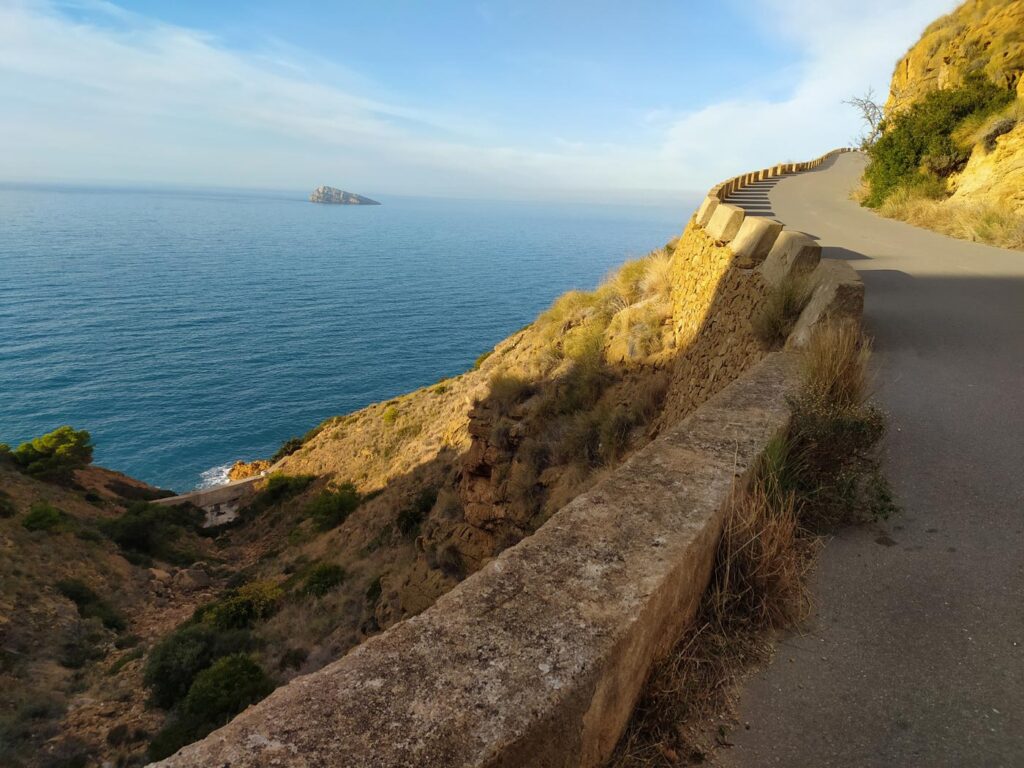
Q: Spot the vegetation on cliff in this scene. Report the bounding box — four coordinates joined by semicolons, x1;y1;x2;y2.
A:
2;425;94;479
858;0;1024;248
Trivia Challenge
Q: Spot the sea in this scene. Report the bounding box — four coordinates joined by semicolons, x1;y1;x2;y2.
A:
0;184;693;492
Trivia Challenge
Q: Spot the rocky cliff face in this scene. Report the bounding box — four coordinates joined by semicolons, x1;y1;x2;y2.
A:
886;0;1024;215
886;0;1024;114
308;186;380;205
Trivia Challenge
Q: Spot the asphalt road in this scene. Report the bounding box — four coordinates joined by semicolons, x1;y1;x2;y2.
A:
721;152;1024;768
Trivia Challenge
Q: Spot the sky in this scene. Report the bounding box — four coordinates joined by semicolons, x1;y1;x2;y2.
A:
0;0;960;200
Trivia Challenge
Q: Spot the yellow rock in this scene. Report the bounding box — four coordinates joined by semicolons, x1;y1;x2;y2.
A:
951;121;1024;212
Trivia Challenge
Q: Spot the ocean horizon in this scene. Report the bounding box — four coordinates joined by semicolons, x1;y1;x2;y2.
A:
1;183;695;491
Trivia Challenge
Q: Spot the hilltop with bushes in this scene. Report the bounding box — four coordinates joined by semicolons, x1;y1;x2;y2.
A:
860;0;1024;248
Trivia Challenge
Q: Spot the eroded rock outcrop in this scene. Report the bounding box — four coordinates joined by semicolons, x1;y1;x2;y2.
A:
886;0;1024;114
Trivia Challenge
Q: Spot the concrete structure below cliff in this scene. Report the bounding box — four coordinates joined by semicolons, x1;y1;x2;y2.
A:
151;475;263;527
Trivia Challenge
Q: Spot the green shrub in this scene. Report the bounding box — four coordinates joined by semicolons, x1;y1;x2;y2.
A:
182;653;273;724
59;622;107;668
21;502;67;532
365;576;383;604
0;490;15;519
56;579;125;632
302;563;345;596
147;655;273;761
306;483;361;531
270;437;304;463
246;473;313;515
396;488;437;537
100;501;201;565
864;75;1011;206
10;426;93;479
473;349;493;370
196;580;283;630
143;623;253;709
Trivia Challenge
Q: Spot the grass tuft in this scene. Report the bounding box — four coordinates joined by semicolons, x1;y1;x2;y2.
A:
752;276;813;349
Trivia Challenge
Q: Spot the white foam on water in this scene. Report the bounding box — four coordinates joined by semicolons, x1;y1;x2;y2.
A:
197;462;232;490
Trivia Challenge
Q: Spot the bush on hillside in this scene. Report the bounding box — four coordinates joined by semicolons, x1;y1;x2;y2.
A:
245;473;314;516
21;502;68;532
0;490;15;519
302;563;346;597
396;488;437;537
306;484;361;531
143;623;254;709
100;501;201;565
864;75;1012;206
181;653;273;719
147;654;273;761
9;426;93;479
195;580;283;630
270;437;304;463
56;579;126;632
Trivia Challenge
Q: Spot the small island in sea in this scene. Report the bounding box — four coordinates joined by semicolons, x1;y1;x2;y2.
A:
309;185;381;205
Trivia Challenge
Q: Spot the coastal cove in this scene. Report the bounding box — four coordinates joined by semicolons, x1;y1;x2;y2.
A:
0;185;693;491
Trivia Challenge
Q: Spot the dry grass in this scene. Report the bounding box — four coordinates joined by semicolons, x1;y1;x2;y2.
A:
609;321;892;766
877;186;1024;251
609;480;816;767
752;275;813;349
799;319;871;410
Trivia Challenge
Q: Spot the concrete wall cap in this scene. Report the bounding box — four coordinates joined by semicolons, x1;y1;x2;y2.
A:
705;203;746;243
759;230;822;287
696;196;720;227
730;217;783;269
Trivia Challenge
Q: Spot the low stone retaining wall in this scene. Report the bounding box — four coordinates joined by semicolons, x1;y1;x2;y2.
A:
152;151;863;768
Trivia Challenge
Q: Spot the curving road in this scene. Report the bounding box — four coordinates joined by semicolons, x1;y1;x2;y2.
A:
722;152;1024;767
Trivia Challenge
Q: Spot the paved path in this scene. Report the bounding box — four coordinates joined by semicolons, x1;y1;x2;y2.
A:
722;152;1024;768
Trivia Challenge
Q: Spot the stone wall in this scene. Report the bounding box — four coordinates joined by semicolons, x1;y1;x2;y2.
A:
660;147;856;426
151;150;862;768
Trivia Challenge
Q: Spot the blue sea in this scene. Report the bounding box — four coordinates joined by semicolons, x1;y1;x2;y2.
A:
0;185;692;491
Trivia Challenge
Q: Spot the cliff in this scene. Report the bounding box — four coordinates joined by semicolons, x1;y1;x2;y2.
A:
152;150;864;768
308;186;380;205
879;0;1024;225
886;0;1024;114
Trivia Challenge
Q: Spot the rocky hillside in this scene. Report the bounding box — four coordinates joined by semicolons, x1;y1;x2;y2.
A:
0;458;230;767
886;0;1024;114
2;208;782;766
866;0;1023;244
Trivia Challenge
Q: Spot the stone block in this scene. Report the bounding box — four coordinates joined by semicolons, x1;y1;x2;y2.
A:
705;203;745;243
759;230;821;286
695;196;719;227
787;259;864;348
730;217;783;268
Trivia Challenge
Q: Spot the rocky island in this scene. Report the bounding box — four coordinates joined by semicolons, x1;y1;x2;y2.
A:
309;185;381;205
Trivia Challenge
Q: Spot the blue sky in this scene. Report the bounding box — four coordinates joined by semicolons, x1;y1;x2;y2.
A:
0;0;958;200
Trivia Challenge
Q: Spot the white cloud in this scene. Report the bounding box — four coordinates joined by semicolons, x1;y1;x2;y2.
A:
660;0;960;184
0;0;960;198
